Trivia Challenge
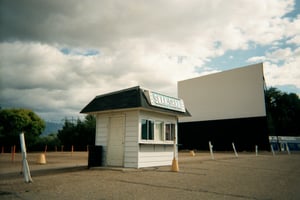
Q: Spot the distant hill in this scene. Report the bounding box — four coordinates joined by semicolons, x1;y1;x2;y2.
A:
41;122;63;136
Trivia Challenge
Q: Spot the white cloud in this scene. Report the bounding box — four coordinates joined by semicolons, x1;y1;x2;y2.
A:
266;48;294;63
287;34;300;45
264;47;300;90
247;56;266;63
1;0;296;51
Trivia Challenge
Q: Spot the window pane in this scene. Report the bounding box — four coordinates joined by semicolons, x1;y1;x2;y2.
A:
165;123;175;141
171;124;175;140
141;119;154;140
141;119;147;140
166;124;171;140
155;122;163;141
148;120;154;140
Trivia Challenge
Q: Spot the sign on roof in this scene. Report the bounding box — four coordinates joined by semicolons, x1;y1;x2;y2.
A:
145;90;186;112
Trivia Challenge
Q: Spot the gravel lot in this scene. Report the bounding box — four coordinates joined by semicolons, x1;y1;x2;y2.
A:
1;151;300;200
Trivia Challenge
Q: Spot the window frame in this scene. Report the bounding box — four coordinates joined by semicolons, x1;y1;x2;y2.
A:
140;118;176;144
165;123;176;141
141;119;154;140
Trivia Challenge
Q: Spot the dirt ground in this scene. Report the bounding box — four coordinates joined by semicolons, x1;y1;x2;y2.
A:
1;151;300;200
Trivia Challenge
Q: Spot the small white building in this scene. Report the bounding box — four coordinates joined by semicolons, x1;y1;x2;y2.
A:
80;86;190;168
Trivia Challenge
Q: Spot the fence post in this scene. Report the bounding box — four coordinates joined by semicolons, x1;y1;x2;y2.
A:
286;143;291;155
232;142;238;158
209;141;214;160
255;145;258;156
11;145;16;162
270;144;275;156
71;145;74;156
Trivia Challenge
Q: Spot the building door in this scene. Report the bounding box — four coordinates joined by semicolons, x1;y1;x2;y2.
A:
107;116;125;166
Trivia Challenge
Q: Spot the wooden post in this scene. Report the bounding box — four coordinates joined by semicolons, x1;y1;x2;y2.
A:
11;145;16;162
44;145;48;154
71;145;74;156
61;145;64;152
1;146;4;154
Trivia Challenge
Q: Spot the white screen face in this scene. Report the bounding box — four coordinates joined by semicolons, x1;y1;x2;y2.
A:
178;63;266;122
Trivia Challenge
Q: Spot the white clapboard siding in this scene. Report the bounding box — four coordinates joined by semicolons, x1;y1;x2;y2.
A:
124;111;139;168
95;115;109;146
138;151;173;168
137;110;177;168
140;110;176;122
95;114;109;165
138;144;174;168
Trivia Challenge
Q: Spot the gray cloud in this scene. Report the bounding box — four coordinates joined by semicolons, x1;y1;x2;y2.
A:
2;0;294;48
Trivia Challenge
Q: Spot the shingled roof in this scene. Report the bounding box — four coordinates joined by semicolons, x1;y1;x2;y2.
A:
80;86;190;117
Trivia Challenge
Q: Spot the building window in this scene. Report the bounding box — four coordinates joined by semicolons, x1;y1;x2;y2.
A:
165;123;175;141
141;119;154;140
155;121;163;141
141;119;176;142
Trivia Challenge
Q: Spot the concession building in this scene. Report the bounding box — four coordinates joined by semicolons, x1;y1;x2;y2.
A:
81;86;190;168
178;63;270;151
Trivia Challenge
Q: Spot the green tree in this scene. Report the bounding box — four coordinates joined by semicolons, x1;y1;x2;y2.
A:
32;133;61;151
265;87;300;136
82;114;96;145
0;108;45;148
57;114;95;150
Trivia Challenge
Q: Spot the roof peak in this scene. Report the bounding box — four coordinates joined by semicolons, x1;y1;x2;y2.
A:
95;86;141;99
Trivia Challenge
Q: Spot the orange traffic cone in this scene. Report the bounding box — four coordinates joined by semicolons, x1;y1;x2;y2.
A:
189;150;195;156
171;157;179;172
36;153;46;164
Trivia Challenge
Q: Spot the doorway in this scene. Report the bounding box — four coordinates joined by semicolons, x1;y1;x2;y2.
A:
106;116;125;166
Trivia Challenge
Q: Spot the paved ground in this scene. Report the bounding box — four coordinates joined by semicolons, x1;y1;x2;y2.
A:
1;151;300;200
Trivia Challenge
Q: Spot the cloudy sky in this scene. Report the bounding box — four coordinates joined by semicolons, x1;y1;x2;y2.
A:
0;0;299;122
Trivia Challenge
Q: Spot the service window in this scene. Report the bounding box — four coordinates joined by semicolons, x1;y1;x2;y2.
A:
165;123;175;141
141;119;176;143
141;119;154;140
154;121;163;141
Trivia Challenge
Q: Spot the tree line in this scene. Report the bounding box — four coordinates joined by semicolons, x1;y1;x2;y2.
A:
265;87;300;136
0;87;299;152
0;109;95;152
